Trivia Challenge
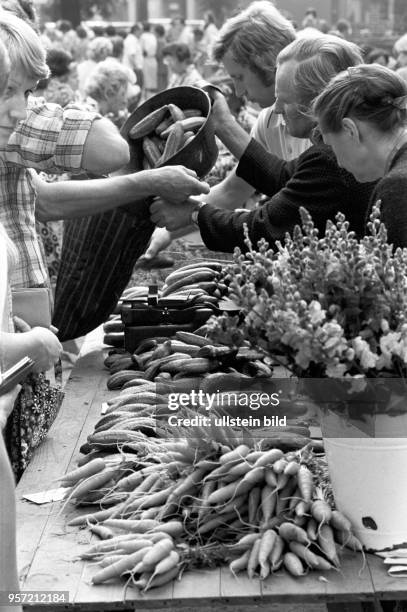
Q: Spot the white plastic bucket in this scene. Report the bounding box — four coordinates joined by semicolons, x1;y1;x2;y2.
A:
320;409;407;551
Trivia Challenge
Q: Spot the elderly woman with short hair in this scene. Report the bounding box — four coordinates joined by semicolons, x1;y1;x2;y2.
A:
313;63;407;249
84;58;131;127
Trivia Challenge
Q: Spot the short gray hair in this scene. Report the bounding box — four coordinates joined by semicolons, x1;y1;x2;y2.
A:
277;34;363;106
88;36;113;63
84;58;129;103
212;1;295;87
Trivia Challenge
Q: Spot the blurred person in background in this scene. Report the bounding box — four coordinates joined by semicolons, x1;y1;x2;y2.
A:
299;9;321;37
84;58;131;128
123;23;144;92
167;15;192;46
141;22;157;99
36;47;77;106
318;19;330;34
163;42;203;88
305;6;317;18
166;15;183;42
105;23;116;39
155;23;168;92
57;20;76;51
329;18;352;40
110;34;141;111
202;11;219;49
191;28;208;76
73;25;90;63
77;35;113;96
39;22;52;49
365;47;389;66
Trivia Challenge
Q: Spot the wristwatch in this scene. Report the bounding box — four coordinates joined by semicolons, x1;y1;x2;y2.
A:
191;201;207;226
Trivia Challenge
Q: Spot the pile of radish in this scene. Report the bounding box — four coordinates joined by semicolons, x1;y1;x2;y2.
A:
61;440;364;589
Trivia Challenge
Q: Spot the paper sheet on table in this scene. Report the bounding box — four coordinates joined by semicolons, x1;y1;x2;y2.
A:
22;487;68;504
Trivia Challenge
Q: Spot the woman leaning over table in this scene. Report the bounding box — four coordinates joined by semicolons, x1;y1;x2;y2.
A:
312;63;407;249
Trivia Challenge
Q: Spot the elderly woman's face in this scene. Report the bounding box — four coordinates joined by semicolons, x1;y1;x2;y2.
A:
322;125;381;182
0;65;36;146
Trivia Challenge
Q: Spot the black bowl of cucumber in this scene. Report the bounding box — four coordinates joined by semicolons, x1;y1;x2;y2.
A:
120;86;218;179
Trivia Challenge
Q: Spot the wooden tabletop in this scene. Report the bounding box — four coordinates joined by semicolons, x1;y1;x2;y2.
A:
14;331;403;611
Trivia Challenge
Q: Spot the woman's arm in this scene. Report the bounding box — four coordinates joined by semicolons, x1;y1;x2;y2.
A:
34;166;209;222
151;145;364;254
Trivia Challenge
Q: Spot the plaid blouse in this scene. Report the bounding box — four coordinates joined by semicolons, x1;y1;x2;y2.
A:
0;101;99;289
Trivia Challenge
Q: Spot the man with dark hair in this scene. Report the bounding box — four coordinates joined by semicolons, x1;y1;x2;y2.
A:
151;34;378;254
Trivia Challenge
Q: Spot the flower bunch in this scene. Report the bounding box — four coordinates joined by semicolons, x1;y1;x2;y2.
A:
209;204;407;380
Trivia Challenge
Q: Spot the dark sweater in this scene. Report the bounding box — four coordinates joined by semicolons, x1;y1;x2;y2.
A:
198;138;377;253
368;143;407;250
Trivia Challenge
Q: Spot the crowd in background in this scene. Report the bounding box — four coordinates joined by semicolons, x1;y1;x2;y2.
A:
33;7;407;128
35;10;221;126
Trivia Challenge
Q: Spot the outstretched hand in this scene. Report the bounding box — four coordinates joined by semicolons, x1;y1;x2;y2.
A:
150;197;196;231
153;166;209;204
210;89;234;133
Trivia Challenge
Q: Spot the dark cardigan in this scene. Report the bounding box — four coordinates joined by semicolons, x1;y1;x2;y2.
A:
198;137;377;253
368;143;407;250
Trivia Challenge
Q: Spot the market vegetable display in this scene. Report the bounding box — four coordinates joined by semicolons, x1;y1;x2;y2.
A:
128;104;206;169
63;439;363;591
159;260;228;299
104;333;272;388
58;247;368;593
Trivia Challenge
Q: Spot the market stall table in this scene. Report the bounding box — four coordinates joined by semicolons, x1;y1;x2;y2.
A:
14;331;399;612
